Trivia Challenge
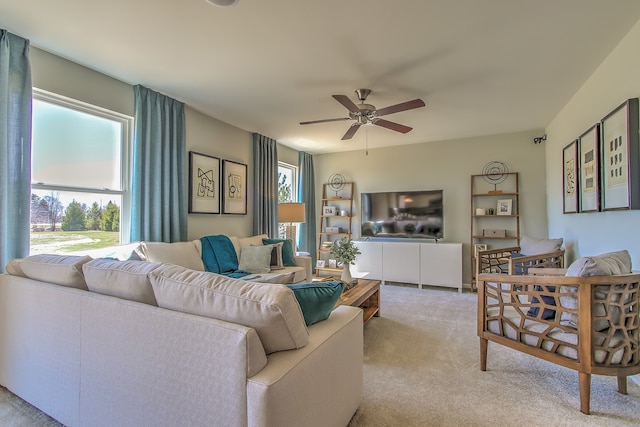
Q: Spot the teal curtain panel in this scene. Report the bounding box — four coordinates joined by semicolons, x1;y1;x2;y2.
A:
252;133;278;237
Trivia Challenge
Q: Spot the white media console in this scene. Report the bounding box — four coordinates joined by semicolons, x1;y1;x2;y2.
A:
352;240;463;292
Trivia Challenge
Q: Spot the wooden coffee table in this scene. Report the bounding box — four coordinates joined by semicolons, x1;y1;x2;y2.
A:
335;279;380;324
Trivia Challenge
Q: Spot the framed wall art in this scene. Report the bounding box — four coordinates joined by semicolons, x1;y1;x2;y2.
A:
188;151;220;214
473;243;487;258
600;98;640;210
496;199;512;215
222;159;248;215
578;125;600;213
562;140;578;214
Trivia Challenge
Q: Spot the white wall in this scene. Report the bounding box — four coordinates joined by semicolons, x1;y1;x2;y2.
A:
314;129;548;285
29;46;256;240
545;20;640;266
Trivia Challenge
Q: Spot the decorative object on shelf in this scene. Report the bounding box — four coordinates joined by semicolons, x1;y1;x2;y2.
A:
188;151;220;214
325;226;340;233
473;243;487;258
322;206;336;216
278;202;305;253
600;98;640;210
328;259;337;268
475;208;486;216
578;124;600;213
562;140;579;214
327;173;346;198
483;229;506;238
482;161;509;194
316;260;325;268
329;237;361;284
496;199;512;215
222;160;247;214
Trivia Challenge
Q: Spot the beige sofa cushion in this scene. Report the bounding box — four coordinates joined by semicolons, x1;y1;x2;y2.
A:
17;254;92;289
138;240;204;271
83;259;161;306
149;264;308;353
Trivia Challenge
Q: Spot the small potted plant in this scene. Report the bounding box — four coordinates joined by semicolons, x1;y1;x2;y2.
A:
329;237;361;285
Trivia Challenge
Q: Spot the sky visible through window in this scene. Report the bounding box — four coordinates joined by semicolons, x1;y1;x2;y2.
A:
32;99;121;207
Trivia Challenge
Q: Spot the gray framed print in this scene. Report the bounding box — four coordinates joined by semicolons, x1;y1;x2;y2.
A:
562;140;578;214
600;98;640;210
189;151;220;214
222;159;248;215
578;124;600;213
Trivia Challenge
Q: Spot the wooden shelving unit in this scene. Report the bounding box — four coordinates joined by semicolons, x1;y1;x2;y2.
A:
316;182;354;277
470;172;520;288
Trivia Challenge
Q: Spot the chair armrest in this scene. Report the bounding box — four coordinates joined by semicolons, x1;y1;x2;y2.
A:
294;256;312;282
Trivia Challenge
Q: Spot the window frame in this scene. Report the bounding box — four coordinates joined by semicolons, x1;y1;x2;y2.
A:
31;88;133;243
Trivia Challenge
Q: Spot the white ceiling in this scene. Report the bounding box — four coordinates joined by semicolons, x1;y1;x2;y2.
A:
2;0;640;154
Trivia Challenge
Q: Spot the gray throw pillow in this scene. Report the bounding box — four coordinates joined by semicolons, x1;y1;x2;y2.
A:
238;245;272;274
520;235;563;256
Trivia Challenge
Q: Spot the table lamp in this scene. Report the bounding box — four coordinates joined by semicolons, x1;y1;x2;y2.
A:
278;202;305;253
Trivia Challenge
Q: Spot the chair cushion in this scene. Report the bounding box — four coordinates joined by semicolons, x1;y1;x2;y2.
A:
149;264;308;353
83;259;160;306
560;250;632;330
520;236;563;256
287;281;345;326
17;254;92;289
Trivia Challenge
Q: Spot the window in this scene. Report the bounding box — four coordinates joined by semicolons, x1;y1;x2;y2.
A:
30;89;132;255
277;162;298;239
278;162;297;203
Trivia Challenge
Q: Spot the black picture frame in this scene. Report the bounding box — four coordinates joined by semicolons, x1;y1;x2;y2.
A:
222;159;248;215
188;151;220;214
600;98;640;210
562;140;579;214
578;124;600;213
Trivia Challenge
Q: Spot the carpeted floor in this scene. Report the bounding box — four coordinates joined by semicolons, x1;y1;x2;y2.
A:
348;283;640;426
1;283;639;426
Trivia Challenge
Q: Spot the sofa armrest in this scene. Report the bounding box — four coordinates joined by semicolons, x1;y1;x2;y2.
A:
294;256;312;282
507;249;565;275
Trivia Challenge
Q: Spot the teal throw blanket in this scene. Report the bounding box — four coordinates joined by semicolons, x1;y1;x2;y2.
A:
200;235;250;278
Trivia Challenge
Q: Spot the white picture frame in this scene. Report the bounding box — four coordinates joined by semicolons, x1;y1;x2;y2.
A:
323;206;336;216
473;244;488;258
316;260;325;268
328;259;337;268
497;199;512;215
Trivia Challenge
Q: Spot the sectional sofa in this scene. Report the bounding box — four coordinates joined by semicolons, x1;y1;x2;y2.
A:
0;237;363;427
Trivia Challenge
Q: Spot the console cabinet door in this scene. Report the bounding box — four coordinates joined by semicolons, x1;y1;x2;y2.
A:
353;241;383;280
420;243;462;291
382;242;420;284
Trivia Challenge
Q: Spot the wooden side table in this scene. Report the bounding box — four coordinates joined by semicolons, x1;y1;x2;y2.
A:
335;279;380;324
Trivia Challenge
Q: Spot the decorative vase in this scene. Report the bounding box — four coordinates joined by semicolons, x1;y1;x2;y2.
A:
341;263;352;284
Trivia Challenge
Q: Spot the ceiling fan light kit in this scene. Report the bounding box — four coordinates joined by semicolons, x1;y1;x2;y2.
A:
206;0;239;7
300;89;426;140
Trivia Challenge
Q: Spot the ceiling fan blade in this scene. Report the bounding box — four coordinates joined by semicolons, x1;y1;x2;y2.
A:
332;94;360;113
300;117;351;125
342;124;361;140
374;119;413;134
375;98;425;116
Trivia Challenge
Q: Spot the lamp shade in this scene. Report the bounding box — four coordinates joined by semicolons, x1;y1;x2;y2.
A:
278;203;306;223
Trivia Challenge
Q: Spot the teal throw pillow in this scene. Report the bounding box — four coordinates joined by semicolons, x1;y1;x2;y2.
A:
287;281;345;326
263;238;297;267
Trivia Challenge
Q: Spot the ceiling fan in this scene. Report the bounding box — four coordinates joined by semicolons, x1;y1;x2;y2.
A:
300;89;425;140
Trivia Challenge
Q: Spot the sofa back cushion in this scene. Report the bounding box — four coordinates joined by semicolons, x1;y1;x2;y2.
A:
83;259;161;306
149;264;308;353
17;254;92;289
138;240;204;271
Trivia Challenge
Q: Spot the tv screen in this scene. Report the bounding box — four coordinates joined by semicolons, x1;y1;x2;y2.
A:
361;190;443;240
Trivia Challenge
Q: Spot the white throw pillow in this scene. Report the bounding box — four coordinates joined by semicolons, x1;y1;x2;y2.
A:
83;259;161;306
238;245;273;273
139;240;204;271
18;254;92;289
149;264;308;353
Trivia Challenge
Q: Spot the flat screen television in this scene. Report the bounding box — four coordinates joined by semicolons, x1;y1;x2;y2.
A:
361;190;443;240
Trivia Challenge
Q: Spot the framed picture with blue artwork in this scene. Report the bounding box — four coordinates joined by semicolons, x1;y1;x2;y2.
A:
222;159;248;215
189;151;220;214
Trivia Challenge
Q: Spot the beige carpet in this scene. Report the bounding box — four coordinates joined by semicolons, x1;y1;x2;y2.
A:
1;283;639;426
348;283;640;426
